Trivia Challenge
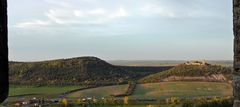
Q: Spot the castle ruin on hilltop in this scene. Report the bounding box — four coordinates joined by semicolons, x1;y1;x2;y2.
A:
184;61;210;66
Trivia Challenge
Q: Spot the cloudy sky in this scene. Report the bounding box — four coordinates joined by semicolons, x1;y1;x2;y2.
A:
8;0;233;61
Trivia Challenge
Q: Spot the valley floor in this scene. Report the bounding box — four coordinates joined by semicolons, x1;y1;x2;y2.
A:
8;82;232;99
5;82;233;106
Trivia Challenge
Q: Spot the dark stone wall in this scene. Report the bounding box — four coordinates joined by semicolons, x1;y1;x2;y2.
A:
0;0;8;103
234;0;240;106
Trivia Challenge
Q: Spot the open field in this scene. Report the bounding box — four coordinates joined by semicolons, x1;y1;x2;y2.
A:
9;85;84;96
5;82;233;106
50;105;178;107
66;82;232;99
9;82;232;99
67;85;128;98
131;82;232;99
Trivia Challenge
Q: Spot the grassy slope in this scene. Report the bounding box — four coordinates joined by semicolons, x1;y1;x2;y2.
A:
131;82;232;99
67;85;128;98
139;64;232;83
66;82;232;99
9;86;84;96
51;105;176;107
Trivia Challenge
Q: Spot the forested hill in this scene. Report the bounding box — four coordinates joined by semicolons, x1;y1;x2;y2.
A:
9;57;172;86
9;57;138;86
139;62;232;83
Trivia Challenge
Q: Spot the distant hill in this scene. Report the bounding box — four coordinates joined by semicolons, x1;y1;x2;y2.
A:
139;61;232;83
9;57;172;86
119;66;173;77
109;60;233;67
9;57;138;86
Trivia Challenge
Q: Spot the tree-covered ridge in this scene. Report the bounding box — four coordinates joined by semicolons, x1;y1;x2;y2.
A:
9;57;137;86
9;57;172;86
139;63;232;83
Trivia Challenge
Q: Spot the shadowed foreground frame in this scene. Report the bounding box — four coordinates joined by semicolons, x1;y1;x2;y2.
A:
233;0;240;106
0;0;8;103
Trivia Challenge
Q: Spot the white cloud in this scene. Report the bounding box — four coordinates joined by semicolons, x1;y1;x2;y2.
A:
140;3;218;19
15;6;130;28
14;0;131;29
141;4;176;18
44;0;72;8
73;10;84;17
14;20;51;28
110;7;128;18
44;8;106;25
88;8;106;16
73;8;106;17
81;0;96;3
45;9;77;24
13;0;223;29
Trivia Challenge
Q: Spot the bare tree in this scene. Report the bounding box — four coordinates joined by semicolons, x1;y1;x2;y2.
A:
0;0;8;103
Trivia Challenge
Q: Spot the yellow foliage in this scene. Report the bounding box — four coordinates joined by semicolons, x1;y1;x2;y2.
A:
61;98;68;106
166;97;180;105
76;98;81;105
146;105;154;107
124;96;129;104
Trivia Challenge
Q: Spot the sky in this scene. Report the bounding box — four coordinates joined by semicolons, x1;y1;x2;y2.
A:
8;0;233;61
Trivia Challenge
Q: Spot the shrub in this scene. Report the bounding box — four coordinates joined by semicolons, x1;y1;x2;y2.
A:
166;97;180;105
61;98;68;106
124;96;129;104
182;100;194;107
195;96;233;107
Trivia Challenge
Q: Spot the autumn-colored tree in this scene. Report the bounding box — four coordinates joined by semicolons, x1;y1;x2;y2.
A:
61;98;68;106
166;97;180;105
76;98;82;105
124;96;129;104
146;105;154;107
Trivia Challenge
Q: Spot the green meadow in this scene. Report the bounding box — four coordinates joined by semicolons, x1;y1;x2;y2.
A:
131;82;232;99
9;82;232;98
67;85;128;98
66;82;232;99
9;85;84;96
6;82;233;107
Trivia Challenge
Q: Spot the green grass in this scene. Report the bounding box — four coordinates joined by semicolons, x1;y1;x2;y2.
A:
9;82;233;100
51;105;178;107
139;64;232;83
131;82;232;99
7;82;233;107
9;85;84;96
65;82;232;99
67;85;128;98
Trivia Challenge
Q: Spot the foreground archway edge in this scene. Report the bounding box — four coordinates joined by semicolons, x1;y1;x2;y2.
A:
234;0;240;106
0;0;8;103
